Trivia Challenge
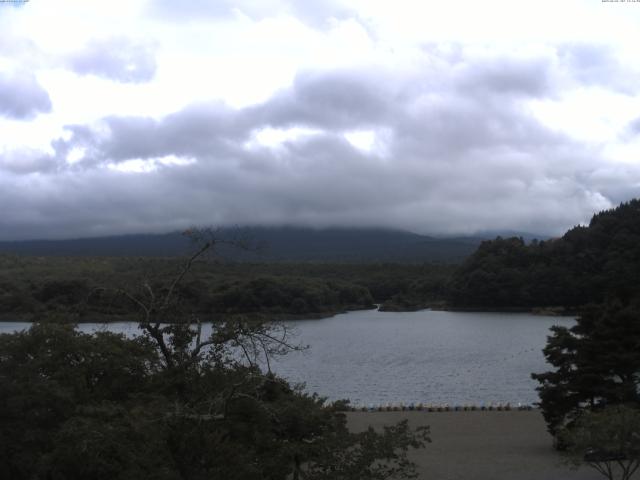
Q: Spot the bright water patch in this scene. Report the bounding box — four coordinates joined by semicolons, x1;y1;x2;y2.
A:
271;309;574;406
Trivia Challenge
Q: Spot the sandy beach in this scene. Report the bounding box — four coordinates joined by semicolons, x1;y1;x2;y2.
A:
347;410;604;480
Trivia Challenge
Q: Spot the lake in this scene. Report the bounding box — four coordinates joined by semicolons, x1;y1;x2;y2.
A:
0;309;573;407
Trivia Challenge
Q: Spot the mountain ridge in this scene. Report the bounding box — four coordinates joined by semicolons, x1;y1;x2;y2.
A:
0;226;548;263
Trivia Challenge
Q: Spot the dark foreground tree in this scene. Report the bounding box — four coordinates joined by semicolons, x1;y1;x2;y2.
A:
558;405;640;480
532;300;640;437
0;230;430;479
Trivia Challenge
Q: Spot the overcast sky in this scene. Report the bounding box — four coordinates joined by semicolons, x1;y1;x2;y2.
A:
1;0;640;240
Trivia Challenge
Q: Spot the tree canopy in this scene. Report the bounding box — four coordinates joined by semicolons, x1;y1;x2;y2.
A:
449;199;640;309
558;405;640;480
532;299;640;437
0;234;430;479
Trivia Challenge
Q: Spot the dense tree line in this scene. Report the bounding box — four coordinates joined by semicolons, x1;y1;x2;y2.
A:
0;258;453;320
449;199;640;309
0;269;375;319
0;236;430;479
525;199;640;468
6;199;638;319
441;199;640;460
204;276;374;315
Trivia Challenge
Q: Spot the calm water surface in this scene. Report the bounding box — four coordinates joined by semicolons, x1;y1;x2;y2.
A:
1;309;573;406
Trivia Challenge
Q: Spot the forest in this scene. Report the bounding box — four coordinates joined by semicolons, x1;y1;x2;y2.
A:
448;199;640;310
0;257;454;321
1;200;640;478
2;199;640;320
0;235;432;479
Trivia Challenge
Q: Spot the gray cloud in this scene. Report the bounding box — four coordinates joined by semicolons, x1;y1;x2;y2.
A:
148;0;356;28
250;69;397;130
67;37;157;83
3;49;638;240
55;102;251;168
455;57;553;98
287;0;356;28
582;164;640;206
0;148;60;175
626;117;640;137
558;43;640;94
149;0;234;21
0;71;51;119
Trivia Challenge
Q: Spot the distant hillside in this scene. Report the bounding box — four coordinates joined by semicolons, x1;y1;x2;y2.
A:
0;227;540;263
449;199;640;309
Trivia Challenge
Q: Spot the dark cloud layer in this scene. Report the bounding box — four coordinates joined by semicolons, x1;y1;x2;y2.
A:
0;148;60;175
1;46;638;240
67;37;157;83
250;69;396;129
0;71;51;119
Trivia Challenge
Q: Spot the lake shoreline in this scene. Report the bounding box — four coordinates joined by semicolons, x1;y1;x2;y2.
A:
0;304;577;323
0;309;361;323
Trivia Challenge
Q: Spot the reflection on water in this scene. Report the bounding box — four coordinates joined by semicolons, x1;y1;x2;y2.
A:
0;309;573;405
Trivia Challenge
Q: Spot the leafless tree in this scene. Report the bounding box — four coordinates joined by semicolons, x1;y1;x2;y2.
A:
114;227;302;371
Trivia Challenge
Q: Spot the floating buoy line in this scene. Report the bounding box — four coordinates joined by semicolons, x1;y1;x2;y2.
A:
347;403;535;412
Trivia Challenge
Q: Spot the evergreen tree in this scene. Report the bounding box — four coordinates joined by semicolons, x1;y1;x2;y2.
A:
532;300;640;437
